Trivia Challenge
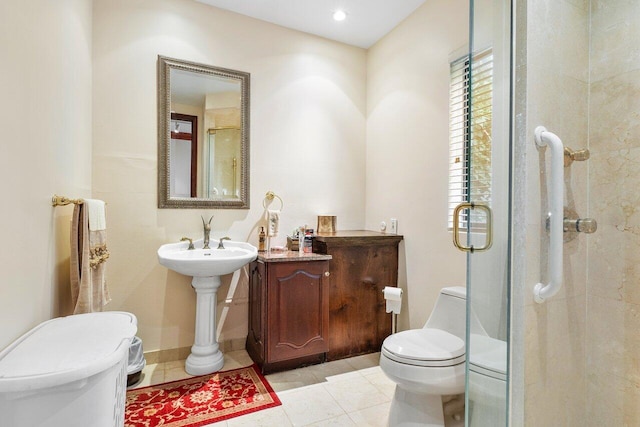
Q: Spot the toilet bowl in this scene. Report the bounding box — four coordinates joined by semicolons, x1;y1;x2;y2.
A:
380;286;467;427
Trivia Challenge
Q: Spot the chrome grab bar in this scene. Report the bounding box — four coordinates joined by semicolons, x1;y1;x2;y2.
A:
533;126;564;303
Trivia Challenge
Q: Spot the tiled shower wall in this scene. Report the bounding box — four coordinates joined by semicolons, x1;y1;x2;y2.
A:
520;0;640;425
521;0;590;424
586;1;640;425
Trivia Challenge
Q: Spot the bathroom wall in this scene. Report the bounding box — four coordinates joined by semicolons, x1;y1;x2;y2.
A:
515;1;640;425
366;0;468;329
0;0;93;350
92;0;367;353
586;1;640;424
514;0;590;424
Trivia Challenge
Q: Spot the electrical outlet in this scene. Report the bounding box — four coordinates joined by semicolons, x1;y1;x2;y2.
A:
390;218;398;234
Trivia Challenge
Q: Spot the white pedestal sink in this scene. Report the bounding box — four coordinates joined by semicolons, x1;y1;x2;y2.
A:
158;239;257;375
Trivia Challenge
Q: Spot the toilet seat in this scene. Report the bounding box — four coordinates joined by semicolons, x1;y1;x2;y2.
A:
382;328;465;367
469;334;507;381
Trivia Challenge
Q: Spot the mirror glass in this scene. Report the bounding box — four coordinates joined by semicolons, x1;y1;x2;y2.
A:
158;56;250;208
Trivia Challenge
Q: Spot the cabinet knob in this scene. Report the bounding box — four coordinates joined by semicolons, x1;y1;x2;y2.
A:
324;271;331;277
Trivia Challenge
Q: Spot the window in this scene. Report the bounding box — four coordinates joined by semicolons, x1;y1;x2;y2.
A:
448;50;493;231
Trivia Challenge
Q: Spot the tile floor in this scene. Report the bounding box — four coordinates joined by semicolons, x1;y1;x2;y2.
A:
130;350;463;427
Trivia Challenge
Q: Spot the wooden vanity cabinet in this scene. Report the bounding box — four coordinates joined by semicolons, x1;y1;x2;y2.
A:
313;231;403;361
246;254;331;373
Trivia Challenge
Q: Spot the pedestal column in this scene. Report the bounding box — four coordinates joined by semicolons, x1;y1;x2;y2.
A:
185;276;224;375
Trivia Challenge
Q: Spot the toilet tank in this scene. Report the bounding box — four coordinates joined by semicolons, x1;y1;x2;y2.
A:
424;286;467;340
424;286;488;341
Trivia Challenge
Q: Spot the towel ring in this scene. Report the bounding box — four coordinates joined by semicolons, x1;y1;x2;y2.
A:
263;191;284;210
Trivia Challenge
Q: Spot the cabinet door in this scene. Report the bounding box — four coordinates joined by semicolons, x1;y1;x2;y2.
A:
327;244;398;360
247;261;265;362
267;261;329;362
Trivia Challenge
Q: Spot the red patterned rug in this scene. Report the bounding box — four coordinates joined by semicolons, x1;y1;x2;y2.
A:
125;364;281;427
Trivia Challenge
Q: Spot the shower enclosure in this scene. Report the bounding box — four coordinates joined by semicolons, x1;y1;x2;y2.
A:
461;0;639;425
455;0;512;425
510;0;640;425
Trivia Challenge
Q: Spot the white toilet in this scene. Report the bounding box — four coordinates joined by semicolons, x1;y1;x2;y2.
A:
380;286;468;427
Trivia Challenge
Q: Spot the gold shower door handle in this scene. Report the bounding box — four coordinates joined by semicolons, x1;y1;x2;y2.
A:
452;203;493;253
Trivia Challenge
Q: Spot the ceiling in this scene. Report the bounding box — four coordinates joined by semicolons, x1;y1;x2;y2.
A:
194;0;427;49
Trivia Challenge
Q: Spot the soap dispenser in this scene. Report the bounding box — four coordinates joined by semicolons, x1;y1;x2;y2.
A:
258;227;266;252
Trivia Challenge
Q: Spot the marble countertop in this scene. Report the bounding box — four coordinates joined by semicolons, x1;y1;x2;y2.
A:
257;250;332;263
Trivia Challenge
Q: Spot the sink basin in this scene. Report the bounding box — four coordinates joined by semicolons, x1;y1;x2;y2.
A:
157;238;257;375
158;240;257;277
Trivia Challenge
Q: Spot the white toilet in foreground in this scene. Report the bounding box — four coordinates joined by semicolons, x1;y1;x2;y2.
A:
380;286;467;427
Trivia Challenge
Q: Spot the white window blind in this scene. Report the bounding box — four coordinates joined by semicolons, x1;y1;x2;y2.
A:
448;50;493;231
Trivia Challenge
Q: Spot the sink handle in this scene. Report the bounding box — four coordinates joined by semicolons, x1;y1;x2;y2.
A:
217;236;232;249
180;237;195;250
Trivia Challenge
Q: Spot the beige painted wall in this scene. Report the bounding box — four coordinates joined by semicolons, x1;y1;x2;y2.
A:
1;0;473;360
366;0;468;330
92;0;367;352
0;0;93;350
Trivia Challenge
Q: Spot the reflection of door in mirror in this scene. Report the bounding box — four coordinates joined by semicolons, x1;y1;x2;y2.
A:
169;113;197;198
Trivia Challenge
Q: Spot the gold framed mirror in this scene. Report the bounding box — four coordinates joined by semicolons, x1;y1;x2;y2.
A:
157;56;250;209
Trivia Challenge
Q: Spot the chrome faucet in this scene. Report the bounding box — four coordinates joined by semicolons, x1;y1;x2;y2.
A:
217;236;231;249
202;215;213;249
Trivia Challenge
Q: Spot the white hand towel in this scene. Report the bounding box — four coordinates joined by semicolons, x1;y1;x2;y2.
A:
267;209;280;237
85;199;106;231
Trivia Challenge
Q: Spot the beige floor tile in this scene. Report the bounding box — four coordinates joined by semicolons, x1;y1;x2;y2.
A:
223;350;254;371
322;374;390;413
130;350;392;426
303;413;357;426
163;363;194;383
305;359;354;382
226;406;293;426
346;401;392;427
279;385;346;426
129;362;164;389
266;366;324;392
344;352;380;370
324;370;363;383
361;368;396;399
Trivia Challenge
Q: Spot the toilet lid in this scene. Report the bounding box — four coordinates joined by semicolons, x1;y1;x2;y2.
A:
469;334;507;380
382;328;465;367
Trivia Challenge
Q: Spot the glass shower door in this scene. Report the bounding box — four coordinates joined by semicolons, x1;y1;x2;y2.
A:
451;0;512;425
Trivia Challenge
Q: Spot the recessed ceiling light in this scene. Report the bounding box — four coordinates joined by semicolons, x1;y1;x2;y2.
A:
332;10;347;22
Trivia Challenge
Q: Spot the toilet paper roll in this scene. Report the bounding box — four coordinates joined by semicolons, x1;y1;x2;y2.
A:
383;286;403;314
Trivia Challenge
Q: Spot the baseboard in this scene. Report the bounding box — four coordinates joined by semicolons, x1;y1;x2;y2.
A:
144;338;247;364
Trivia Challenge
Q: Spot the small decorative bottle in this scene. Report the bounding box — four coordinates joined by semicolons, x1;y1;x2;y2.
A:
298;226;305;255
258;227;266;252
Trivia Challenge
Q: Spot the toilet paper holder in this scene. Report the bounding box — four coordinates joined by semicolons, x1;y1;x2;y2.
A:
383;286;403;334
